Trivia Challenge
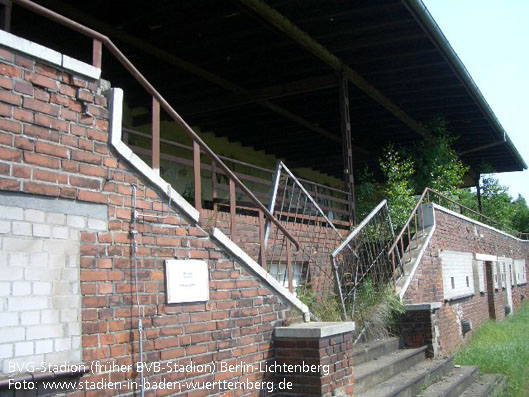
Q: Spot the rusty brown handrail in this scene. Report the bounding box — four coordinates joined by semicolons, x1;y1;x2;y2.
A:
427;188;525;237
122;127;351;217
11;0;301;252
388;188;430;256
389;187;528;289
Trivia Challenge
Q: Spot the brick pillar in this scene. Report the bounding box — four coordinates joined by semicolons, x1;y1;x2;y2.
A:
274;322;355;396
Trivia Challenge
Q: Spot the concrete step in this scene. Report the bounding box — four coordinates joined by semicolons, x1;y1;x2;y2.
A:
459;373;506;397
395;226;434;291
357;357;454;397
419;365;479;397
354;337;400;366
355;346;427;394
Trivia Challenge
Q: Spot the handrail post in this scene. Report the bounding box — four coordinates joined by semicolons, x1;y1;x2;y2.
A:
392;252;396;291
193;141;202;212
152;98;160;175
286;241;293;292
229;178;236;241
92;39;102;68
259;211;266;269
212;162;218;212
420;204;425;234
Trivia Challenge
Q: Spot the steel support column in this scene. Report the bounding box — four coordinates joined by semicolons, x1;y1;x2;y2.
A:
0;0;12;31
338;73;355;224
476;176;483;214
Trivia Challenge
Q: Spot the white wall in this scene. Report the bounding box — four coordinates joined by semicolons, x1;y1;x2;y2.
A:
0;193;107;374
440;250;474;300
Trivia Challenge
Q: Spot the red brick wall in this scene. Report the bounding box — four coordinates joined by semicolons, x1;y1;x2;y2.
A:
404;207;529;356
274;332;354;396
0;45;308;395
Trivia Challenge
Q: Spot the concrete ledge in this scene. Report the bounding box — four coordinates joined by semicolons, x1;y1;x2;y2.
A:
404;302;442;311
0;30;101;80
0;191;107;219
476;253;497;261
275;321;355;338
444;292;474;302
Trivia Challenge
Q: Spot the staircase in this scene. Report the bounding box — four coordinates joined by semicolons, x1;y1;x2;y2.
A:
354;338;505;396
394;224;435;299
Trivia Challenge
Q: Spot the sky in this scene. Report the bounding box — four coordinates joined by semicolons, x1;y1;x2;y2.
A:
422;0;529;201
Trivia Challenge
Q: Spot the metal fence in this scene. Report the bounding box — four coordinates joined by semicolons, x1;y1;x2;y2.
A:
331;200;396;319
264;162;346;300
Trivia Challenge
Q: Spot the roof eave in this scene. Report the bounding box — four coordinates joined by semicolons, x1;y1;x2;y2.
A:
402;0;527;171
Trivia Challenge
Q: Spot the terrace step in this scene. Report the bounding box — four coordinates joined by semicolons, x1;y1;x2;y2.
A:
459;373;506;397
353;337;400;366
354;345;427;394
356;357;453;397
419;365;479;396
352;338;506;396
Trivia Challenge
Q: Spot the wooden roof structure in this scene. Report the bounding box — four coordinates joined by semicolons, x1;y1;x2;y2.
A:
9;0;527;183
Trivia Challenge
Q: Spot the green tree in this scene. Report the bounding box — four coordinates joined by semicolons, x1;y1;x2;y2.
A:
355;167;384;221
379;145;416;229
479;174;512;226
512;195;529;233
459;174;529;234
413;118;468;196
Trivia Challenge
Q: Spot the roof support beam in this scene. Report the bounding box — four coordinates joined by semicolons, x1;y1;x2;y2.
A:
338;73;355;223
183;74;337;117
459;141;504;156
237;0;430;139
42;0;369;156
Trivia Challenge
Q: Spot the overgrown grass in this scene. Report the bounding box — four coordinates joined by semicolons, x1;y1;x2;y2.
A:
296;280;404;341
354;279;405;340
454;301;529;396
296;285;343;321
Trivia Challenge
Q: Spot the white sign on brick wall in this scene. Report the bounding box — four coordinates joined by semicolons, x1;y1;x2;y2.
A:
165;260;209;303
514;259;527;285
498;257;512;288
440;250;474;301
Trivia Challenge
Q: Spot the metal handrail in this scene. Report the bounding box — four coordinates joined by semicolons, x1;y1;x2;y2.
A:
331;199;395;320
388;187;528;289
389;187;525;255
332;199;388;257
123;127;351;199
11;0;300;250
388;188;430;255
426;188;523;237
